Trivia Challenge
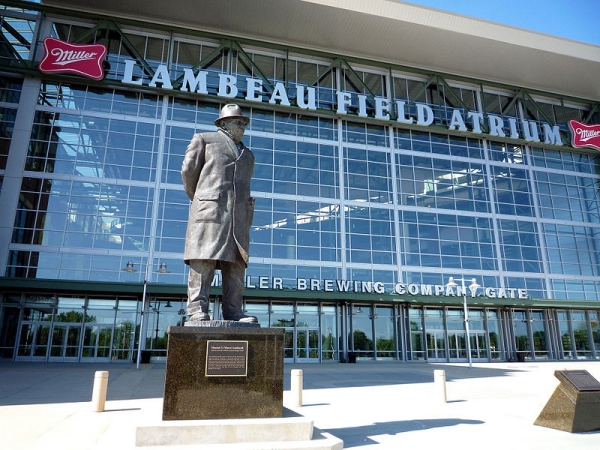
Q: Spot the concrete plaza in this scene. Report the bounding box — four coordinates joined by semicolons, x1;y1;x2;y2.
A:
1;359;600;449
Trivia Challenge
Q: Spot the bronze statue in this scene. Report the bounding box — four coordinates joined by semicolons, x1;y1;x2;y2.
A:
181;104;257;323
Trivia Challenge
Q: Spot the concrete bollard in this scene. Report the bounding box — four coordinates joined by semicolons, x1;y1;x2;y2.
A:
91;371;109;412
434;369;447;403
291;369;303;407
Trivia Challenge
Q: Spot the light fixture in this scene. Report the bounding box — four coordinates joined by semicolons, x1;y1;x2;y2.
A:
156;263;170;274
122;261;137;273
165;301;172;308
122;261;171;274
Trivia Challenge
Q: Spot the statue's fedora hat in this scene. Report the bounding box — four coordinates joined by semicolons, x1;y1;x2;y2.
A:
214;104;250;127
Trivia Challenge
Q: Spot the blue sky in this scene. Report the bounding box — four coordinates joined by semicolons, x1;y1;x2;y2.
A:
402;0;600;45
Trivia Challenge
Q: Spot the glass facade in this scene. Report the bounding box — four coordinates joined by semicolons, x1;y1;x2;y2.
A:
0;4;600;363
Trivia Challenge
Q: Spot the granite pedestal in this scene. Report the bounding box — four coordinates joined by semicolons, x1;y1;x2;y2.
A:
162;325;284;421
535;369;600;433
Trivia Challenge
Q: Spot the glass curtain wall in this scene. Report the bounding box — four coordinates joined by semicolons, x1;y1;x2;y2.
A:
12;293;140;362
591;312;600;357
558;310;594;360
242;301;339;362
4;14;600;302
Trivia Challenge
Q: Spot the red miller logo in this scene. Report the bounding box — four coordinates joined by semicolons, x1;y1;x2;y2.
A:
569;120;600;151
39;37;107;80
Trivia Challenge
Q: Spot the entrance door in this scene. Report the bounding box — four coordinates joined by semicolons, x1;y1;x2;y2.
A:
448;331;467;361
426;331;446;361
49;324;81;362
81;324;113;362
284;328;294;362
470;331;488;360
16;323;51;361
296;328;320;362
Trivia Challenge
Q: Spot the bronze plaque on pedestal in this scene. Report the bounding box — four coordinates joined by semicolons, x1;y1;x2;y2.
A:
206;340;248;377
556;370;600;391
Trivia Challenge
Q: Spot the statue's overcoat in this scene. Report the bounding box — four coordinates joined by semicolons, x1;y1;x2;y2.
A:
181;130;254;266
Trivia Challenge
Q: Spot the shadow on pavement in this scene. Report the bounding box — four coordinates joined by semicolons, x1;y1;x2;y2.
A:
0;361;166;406
0;360;527;406
324;418;484;448
285;362;525;390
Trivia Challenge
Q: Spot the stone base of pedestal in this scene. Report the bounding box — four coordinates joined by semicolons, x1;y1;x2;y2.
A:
135;417;344;450
162;326;284;421
135;417;343;449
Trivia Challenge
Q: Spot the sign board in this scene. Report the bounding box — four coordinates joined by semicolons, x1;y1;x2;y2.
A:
39;37;107;80
569;120;600;151
556;370;600;392
205;340;248;377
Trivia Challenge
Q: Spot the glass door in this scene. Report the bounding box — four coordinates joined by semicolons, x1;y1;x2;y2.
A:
81;324;113;362
16;323;51;360
283;328;294;362
296;328;320;362
425;308;446;362
426;331;446;361
408;308;425;360
531;310;549;359
513;310;531;361
470;331;488;360
49;324;81;362
448;331;466;361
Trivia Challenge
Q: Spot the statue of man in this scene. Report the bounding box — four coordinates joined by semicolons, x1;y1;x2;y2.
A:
181;104;257;323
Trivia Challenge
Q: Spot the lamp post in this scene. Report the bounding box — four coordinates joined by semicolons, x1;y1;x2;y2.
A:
122;261;170;370
446;277;480;369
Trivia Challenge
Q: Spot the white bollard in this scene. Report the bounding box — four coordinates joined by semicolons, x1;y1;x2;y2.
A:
291;369;303;407
434;369;447;403
91;371;109;412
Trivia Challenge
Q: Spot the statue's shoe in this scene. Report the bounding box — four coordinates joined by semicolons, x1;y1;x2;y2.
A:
225;315;258;323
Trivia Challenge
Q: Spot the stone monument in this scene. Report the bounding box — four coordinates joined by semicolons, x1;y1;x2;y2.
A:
161;104;284;421
534;369;600;433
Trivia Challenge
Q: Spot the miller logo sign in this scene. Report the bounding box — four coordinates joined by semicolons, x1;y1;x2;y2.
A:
39;37;107;80
569;120;600;151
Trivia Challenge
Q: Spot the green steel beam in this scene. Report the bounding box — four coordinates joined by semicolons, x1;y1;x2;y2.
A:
307;57;340;88
583;103;600;123
405;74;435;106
172;41;228;87
230;40;276;94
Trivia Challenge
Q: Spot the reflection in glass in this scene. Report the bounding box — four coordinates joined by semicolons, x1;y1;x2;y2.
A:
513;310;530;360
408;307;425;360
321;305;338;361
374;306;395;358
351;305;373;358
